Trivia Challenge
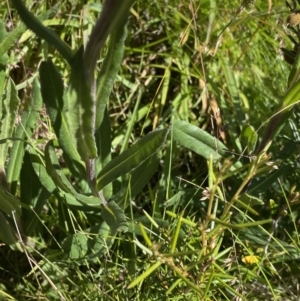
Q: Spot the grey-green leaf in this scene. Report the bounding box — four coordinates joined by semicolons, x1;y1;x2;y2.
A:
84;0;134;77
95;23;127;130
0;2;61;59
65;47;97;161
173;119;227;160
101;201;128;234
7;78;43;194
61;222;111;259
0;78;20;187
97;127;170;190
39;60;86;179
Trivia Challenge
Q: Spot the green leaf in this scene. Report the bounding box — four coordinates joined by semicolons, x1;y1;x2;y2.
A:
28;147;56;194
97;127;170;190
0;21;9;102
0;2;61;59
112;154;160;207
20;151;51;235
288;39;300;87
39;60;86;179
248;164;291;194
240;124;257;153
95;108;112;198
65;47;97;161
0;212;22;249
101;201;128;234
61;232;89;259
7;78;43;195
129;154;160;199
84;0;134;77
0;78;20;187
61;222;112;259
95;23;127;130
0;185;22;220
44;140;103;208
44;140;79;194
254;76;300;154
11;0;73;63
220;57;245;125
59;192;102;211
173;119;227;160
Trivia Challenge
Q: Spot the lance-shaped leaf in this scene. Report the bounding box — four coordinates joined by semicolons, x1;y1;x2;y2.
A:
0;2;61;59
97;127;170;190
0;21;9;186
44;140;102;208
39;60;86;179
101;201;128;234
20;151;52;235
0;185;22;220
111;154;160;208
0;211;22;250
0;21;9;104
173;120;227;160
0;79;19;188
95;23;127;131
254;76;300;155
28;147;101;211
27;147;56;194
11;0;73;63
95;109;112;198
84;0;135;77
7;78;42;195
240;124;257;154
65;48;97;161
61;222;111;259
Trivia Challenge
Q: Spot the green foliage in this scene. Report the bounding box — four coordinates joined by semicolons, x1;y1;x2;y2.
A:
0;0;300;300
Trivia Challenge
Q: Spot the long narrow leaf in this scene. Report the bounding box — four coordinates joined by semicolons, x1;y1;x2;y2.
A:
112;154;160;208
61;222;111;259
220;57;245;125
0;79;19;187
39;60;86;179
97;127;170;190
255;78;300;154
65;48;97;161
20;151;51;235
11;0;73;63
84;0;134;77
95;109;112;198
173;120;227;160
101;201;128;234
45;141;102;208
0;185;22;222
0;2;61;58
0;21;8;103
95;23;127;130
0;212;21;248
7;78;42;194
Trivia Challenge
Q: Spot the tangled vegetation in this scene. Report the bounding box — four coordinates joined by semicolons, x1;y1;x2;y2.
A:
0;0;300;300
